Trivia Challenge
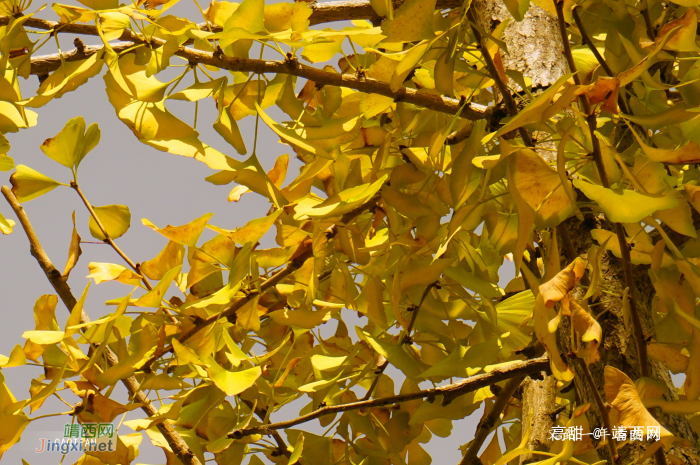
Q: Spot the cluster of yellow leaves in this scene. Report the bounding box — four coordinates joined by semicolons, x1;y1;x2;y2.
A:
3;0;700;463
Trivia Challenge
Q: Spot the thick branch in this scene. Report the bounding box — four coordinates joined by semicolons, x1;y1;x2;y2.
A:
228;356;550;438
1;0;463;33
14;15;490;120
1;185;202;465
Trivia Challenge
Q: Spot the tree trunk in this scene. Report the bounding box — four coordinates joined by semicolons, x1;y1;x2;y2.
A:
472;1;700;462
562;216;699;464
519;375;557;464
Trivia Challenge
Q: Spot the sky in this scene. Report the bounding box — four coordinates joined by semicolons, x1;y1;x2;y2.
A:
0;1;511;463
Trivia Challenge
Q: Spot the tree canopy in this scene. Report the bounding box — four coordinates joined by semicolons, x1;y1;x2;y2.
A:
1;0;700;464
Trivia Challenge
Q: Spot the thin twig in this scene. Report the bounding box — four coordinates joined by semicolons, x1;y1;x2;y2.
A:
641;6;656;40
571;8;613;76
404;282;436;343
143;195;382;370
1;185;202;465
458;375;524;465
571;7;630;115
361;360;389;401
71;181;151;290
228;356;550;438
576;358;619;462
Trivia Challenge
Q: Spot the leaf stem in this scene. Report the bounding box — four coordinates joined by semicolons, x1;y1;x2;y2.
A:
576;358;619;462
70;181;153;292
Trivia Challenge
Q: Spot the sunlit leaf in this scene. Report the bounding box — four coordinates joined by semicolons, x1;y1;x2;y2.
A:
41;116;100;170
89;204;131;240
142;213;213;247
574;179;678;223
10;165;65;202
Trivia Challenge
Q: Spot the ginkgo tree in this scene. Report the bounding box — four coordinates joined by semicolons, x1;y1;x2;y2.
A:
1;0;700;463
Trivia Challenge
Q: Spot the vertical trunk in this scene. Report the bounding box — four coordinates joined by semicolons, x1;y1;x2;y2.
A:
519;375;557;464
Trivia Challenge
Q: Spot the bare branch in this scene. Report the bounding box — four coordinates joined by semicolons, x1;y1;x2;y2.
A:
1;185;202;465
228;356;551;438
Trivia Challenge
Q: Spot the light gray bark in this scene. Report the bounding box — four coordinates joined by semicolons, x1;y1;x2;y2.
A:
472;0;568;90
519;375;557;464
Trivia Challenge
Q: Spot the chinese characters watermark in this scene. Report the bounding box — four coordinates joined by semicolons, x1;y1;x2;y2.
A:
63;422;114;439
548;426;661;442
34;423;116;454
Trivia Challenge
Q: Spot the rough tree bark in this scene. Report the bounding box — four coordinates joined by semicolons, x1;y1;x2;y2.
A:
562;216;700;464
472;0;568;90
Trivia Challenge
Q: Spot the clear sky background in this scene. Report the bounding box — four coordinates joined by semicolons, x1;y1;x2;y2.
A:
0;1;518;463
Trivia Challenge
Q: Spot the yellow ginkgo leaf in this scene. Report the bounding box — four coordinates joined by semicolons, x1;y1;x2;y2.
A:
140;240;185;281
142;213;213;247
207;361;262;396
381;0;436;44
89;204;131;240
568;299;602;364
647;342;689;374
509;149;575;228
10;165;65;202
539;258;585;308
87;262;142;285
22;330;66;345
0;372;29;455
0;211;14;235
605;366;678;460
